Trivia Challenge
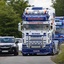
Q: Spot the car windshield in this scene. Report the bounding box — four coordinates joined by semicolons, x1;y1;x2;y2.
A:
0;38;15;43
23;24;50;30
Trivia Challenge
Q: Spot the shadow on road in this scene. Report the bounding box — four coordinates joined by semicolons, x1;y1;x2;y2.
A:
0;54;15;57
0;52;53;57
0;51;21;57
19;53;52;57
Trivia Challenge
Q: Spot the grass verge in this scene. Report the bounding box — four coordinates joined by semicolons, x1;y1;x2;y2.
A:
51;44;64;64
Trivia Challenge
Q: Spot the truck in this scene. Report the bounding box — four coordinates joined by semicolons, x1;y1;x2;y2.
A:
55;16;64;43
18;7;60;55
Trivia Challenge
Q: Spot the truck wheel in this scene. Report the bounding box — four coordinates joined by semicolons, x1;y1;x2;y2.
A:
52;44;56;55
52;47;56;55
56;43;60;54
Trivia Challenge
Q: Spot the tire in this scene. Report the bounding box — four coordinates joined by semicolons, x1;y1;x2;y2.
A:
51;44;56;55
56;43;60;54
13;48;18;56
52;47;56;55
52;42;60;55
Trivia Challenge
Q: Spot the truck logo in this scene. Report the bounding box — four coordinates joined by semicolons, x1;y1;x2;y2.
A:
32;33;40;35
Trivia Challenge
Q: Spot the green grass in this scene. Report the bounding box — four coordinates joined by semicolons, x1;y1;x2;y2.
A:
51;44;64;64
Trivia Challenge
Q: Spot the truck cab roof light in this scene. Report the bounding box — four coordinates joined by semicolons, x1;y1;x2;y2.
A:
43;10;47;14
25;10;28;14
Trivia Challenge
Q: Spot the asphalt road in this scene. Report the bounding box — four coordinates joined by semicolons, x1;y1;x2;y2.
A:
0;53;56;64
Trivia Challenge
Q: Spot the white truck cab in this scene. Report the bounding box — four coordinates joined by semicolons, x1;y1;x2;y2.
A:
18;7;59;55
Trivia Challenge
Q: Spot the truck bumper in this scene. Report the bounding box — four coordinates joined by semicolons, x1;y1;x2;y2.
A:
22;45;53;55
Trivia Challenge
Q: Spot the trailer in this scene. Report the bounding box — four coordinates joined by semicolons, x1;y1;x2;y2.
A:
55;16;64;43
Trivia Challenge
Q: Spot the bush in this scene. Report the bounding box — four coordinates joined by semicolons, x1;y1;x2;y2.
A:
52;44;64;64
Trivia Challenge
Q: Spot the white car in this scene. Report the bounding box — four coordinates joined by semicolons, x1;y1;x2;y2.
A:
16;38;22;51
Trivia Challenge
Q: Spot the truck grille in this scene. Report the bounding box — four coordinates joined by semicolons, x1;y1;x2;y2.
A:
30;35;42;43
26;35;43;47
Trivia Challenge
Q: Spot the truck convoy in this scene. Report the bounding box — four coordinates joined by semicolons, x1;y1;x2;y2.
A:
55;16;64;43
18;7;60;55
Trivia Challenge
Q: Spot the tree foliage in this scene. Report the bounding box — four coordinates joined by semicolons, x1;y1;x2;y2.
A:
8;0;28;18
53;0;64;16
0;0;28;37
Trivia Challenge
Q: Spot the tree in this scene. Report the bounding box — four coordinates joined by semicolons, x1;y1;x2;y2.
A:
0;1;21;37
7;0;28;18
0;0;28;37
53;0;64;16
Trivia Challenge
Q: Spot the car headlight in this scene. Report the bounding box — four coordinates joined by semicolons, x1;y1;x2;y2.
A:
12;44;16;47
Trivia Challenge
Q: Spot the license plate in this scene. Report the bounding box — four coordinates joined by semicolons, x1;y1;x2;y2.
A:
31;46;40;48
2;50;8;52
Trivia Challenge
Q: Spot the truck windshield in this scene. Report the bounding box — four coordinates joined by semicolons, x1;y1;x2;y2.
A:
56;28;64;34
0;38;15;43
55;19;60;22
23;24;50;30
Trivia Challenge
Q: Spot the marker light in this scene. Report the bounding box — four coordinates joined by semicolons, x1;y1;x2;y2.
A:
44;10;46;14
51;20;54;25
26;10;28;14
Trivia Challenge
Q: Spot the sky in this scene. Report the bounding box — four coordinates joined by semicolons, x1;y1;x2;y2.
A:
28;0;52;7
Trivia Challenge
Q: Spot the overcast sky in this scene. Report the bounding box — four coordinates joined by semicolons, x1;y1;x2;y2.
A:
28;0;52;7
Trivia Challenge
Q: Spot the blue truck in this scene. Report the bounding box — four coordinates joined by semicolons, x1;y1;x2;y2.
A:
55;16;64;43
18;7;60;55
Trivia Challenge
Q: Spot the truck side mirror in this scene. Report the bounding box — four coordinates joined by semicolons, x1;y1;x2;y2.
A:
18;23;23;32
51;26;53;29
